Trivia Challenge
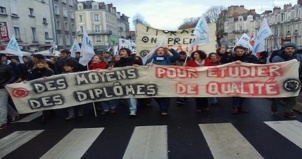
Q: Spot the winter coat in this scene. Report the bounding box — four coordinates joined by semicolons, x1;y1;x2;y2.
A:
146;49;180;66
89;61;107;70
27;68;54;81
217;52;233;64
114;56;136;67
0;64;15;88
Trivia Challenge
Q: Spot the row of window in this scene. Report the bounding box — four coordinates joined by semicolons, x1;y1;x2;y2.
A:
56;20;75;31
54;5;74;18
12;26;38;42
57;34;75;45
267;8;301;24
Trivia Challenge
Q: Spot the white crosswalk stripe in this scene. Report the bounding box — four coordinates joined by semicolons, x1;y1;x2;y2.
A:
16;112;42;123
40;128;104;159
199;123;263;159
123;125;168;159
0;130;44;158
265;120;302;149
2;121;302;158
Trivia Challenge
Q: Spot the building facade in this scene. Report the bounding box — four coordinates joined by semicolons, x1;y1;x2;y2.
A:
216;5;249;47
75;1;130;51
50;0;77;49
0;0;54;51
262;2;302;52
224;10;260;47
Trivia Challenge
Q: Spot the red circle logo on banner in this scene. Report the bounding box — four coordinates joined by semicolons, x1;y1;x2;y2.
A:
12;88;29;98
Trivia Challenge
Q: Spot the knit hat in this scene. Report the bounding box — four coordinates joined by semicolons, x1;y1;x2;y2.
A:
283;42;297;49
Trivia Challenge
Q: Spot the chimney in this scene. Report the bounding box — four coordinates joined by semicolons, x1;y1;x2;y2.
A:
273;6;281;13
283;3;292;10
263;10;272;15
249;9;256;14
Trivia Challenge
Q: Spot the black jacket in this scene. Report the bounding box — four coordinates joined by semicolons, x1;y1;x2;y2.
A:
218;52;233;64
0;64;16;88
27;68;54;81
114;56;136;67
232;54;259;64
55;57;78;74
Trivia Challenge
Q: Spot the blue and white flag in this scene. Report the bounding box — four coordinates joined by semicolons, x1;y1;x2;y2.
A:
49;42;57;55
70;38;81;58
253;18;273;54
79;29;95;66
5;35;24;63
236;33;253;50
191;16;209;46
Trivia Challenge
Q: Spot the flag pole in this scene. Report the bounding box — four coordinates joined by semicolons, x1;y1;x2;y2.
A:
87;65;98;117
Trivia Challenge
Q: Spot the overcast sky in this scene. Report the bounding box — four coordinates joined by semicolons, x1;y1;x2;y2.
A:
79;0;297;30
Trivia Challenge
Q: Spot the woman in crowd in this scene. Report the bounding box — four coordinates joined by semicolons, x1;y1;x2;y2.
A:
27;59;54;124
146;47;180;116
64;62;84;120
89;55;117;115
216;47;233;64
205;52;221;106
186;50;209;112
114;48;139;116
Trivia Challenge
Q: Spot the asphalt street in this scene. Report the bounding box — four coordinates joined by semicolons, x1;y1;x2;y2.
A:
1;97;302;159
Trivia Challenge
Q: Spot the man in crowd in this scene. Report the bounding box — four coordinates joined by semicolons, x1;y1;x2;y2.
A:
0;54;16;129
271;42;302;118
55;50;78;74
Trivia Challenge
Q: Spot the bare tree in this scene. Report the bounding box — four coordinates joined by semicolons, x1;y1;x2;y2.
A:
203;6;225;23
178;17;199;30
178;6;225;29
132;13;150;28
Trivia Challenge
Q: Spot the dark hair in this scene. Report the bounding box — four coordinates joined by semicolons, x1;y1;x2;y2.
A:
208;52;219;58
119;48;132;56
64;61;76;68
61;49;71;54
191;50;207;60
234;45;247;51
216;47;226;54
75;52;81;55
32;54;44;60
179;51;187;56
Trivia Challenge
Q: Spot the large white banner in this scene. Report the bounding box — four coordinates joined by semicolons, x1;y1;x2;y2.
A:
136;23;216;57
6;60;301;114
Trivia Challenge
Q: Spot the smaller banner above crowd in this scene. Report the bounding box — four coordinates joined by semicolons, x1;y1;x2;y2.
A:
136;23;216;58
5;60;301;114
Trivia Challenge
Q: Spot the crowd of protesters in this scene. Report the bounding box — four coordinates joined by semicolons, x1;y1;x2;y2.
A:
0;40;301;128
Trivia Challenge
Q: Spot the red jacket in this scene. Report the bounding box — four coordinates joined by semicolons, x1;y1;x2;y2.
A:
205;58;221;66
186;60;204;67
89;62;107;70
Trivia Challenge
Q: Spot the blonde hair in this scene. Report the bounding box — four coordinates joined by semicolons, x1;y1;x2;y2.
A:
33;60;51;70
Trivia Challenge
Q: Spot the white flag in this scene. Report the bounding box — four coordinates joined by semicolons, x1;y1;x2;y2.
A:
191;16;209;46
113;45;119;56
79;29;95;66
5;35;24;63
70;38;81;58
49;42;56;55
143;35;166;65
253;18;273;54
236;33;253;50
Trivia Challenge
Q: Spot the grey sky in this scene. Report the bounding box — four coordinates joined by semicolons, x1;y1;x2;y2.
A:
79;0;297;30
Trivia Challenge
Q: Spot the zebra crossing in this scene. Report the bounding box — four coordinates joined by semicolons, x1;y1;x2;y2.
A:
1;120;302;159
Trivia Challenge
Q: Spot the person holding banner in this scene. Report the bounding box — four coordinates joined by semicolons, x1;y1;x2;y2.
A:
186;50;209;112
55;50;78;74
89;54;117;115
146;47;180;116
271;42;302;118
26;59;54;123
64;62;85;120
114;48;140;116
216;47;233;64
231;45;259;114
0;54;16;129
